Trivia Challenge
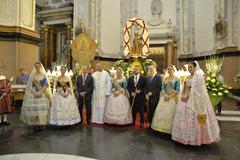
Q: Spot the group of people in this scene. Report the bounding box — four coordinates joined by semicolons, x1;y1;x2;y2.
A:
20;62;80;129
151;62;220;145
0;60;221;146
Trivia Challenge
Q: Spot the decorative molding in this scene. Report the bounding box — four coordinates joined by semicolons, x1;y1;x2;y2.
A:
39;6;73;19
43;18;72;25
0;31;41;46
94;55;126;62
43;0;73;9
178;50;240;61
0;25;40;38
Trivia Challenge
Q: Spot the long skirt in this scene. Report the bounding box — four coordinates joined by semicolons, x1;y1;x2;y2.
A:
21;94;50;125
104;94;132;125
171;100;221;145
151;97;177;134
50;93;80;126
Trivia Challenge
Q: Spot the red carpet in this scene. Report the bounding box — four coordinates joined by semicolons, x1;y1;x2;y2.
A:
81;108;150;129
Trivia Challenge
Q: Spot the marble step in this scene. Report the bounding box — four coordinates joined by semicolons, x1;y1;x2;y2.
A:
0;153;97;160
216;110;240;122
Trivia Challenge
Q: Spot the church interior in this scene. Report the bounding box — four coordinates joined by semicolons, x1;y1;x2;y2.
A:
0;0;240;160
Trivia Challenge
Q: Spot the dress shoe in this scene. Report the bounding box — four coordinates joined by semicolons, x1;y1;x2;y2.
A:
2;121;10;126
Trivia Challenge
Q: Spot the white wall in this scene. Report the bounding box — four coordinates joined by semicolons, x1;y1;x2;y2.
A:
194;0;215;52
100;0;121;55
137;0;176;25
99;0;177;56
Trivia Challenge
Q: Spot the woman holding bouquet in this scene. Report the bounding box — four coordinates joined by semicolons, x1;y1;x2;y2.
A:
151;65;180;134
50;66;80;126
171;61;221;145
104;68;132;125
21;62;52;129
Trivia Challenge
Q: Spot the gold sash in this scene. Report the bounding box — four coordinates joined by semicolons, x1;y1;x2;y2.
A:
33;79;50;101
197;114;206;125
165;78;179;103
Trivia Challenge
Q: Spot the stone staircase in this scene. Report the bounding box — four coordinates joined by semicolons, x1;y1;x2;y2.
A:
216;110;240;122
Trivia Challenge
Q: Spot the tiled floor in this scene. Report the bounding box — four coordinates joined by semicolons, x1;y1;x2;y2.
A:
0;98;240;160
0;153;96;160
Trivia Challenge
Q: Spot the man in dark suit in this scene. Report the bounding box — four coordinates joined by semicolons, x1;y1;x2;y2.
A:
145;65;162;125
76;66;94;124
127;65;146;128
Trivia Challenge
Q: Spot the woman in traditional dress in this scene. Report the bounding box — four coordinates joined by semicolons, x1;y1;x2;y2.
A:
151;65;180;134
20;62;52;129
50;66;80;126
104;68;132;125
0;67;12;126
171;61;221;145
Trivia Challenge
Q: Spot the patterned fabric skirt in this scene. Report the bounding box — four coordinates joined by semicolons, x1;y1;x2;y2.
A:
151;97;177;134
21;94;50;125
171;100;221;145
0;94;12;113
50;93;80;126
104;93;132;125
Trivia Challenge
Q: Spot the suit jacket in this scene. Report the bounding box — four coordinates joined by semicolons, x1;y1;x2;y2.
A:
76;74;94;100
145;74;162;101
127;75;146;103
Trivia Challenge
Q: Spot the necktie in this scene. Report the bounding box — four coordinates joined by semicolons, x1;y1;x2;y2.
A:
150;76;154;82
134;76;138;86
83;74;86;86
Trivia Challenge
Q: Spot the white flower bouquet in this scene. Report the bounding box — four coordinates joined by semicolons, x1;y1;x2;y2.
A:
205;56;232;108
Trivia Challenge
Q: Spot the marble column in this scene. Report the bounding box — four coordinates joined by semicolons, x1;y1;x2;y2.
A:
66;22;73;68
49;28;56;65
67;23;72;41
0;0;40;81
43;26;49;68
165;41;175;67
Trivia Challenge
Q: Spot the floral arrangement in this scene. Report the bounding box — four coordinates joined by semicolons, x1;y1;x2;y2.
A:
234;72;240;85
205;56;232;107
113;57;156;79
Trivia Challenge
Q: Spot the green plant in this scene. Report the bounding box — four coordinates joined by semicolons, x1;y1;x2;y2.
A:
205;56;232;107
113;57;156;79
234;72;240;85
